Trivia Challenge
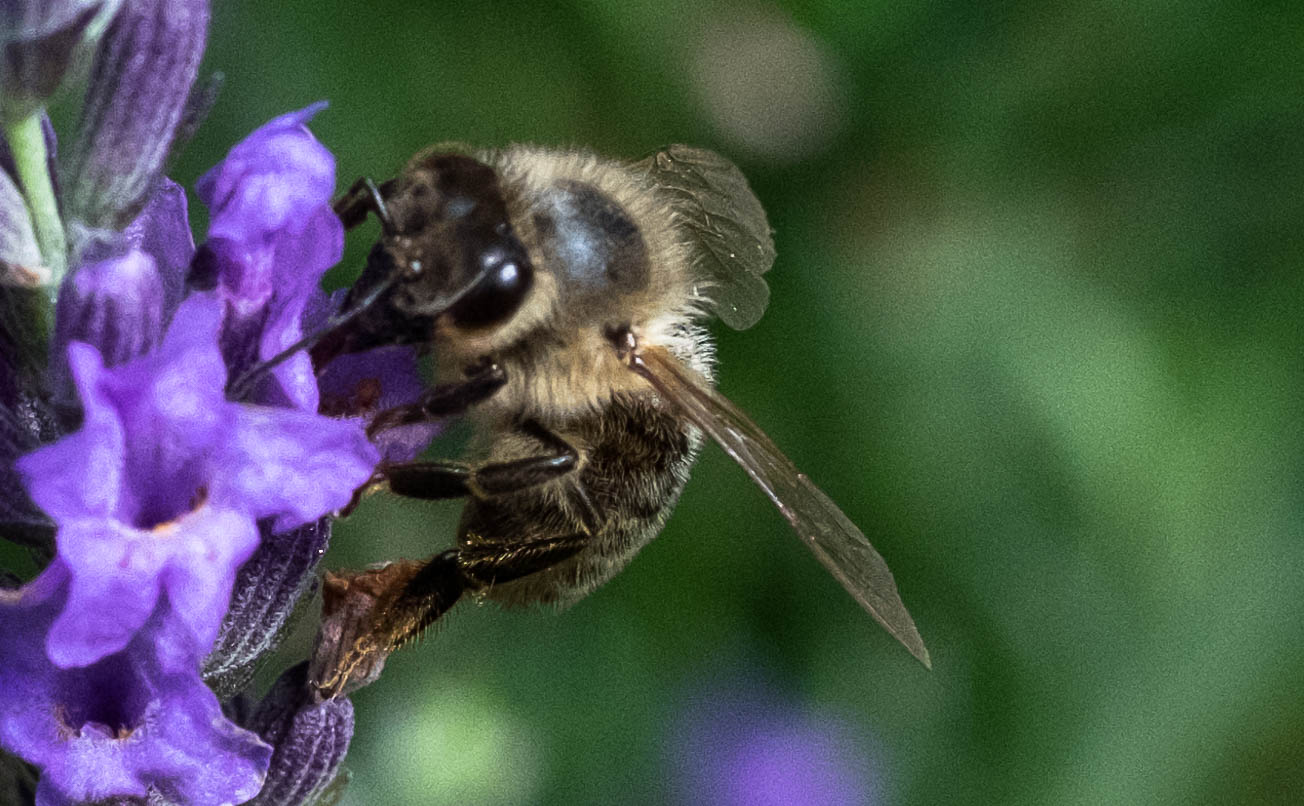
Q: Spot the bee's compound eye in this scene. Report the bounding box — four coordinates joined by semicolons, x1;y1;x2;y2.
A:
449;246;534;328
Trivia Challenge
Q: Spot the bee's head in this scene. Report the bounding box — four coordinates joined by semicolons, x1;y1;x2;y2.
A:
312;152;537;363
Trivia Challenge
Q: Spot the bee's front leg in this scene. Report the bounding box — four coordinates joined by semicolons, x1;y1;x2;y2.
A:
333;176;397;231
365;361;507;438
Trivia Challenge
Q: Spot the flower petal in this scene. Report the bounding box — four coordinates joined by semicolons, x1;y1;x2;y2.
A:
52;247;165;391
0;569;272;805
46;521;164;667
160;505;261;655
122;177;194;318
195;103;332;244
318;345;441;463
16;342;124;522
195;104;344;404
219;406;378;533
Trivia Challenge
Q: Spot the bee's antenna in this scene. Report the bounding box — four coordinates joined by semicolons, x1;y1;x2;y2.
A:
225;272;400;401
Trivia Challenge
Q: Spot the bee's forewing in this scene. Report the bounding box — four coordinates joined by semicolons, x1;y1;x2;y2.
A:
632;346;931;668
639;145;775;331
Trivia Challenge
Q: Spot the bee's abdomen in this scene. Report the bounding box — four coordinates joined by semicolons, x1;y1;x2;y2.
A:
459;391;699;608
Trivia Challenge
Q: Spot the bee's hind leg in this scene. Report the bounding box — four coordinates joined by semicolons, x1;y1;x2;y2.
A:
309;534;587;700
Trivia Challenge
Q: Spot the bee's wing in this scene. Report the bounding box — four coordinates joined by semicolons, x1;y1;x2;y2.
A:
640;145;775;331
632;346;931;668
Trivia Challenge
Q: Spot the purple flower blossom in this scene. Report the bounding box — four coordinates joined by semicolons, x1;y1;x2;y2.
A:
16;293;379;668
195;103;343;410
669;682;882;806
56;247;163;363
3;1;427;799
50;177;195;405
0;563;272;806
318;344;439;463
306;288;440;461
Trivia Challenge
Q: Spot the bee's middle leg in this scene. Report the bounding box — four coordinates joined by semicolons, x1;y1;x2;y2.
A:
381;420;580;499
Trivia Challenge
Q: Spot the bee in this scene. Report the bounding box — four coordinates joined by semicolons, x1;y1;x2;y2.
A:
301;144;930;698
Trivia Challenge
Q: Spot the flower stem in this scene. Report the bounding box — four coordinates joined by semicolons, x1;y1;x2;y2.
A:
4;112;67;304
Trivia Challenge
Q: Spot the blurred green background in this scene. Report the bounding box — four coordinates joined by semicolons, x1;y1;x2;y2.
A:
174;1;1304;803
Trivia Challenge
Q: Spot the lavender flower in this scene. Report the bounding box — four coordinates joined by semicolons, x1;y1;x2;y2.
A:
318;344;439;463
669;682;882;806
16;293;379;668
0;1;438;801
194;103;344;411
0;563;272;806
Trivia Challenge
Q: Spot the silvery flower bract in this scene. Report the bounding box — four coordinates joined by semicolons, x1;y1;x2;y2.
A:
63;0;208;232
246;663;353;806
0;0;108;120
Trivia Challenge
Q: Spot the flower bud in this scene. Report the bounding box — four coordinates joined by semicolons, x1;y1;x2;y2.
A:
62;0;207;231
203;519;331;700
247;663;354;806
0;1;112;118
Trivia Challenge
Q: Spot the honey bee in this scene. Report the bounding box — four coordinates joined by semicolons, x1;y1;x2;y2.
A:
301;144;930;698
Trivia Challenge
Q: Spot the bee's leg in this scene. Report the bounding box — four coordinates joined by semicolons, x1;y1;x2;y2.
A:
310;534;588;699
457;533;590;588
382;420;579;500
365;362;507;438
333;176;397;231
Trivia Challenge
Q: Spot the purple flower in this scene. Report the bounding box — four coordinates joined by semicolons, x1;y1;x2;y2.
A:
669;682;882;806
15;293;379;668
0;563;272;806
3;0;394;798
307;288;440;461
195;103;344;410
51;177;196;402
